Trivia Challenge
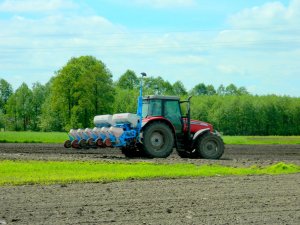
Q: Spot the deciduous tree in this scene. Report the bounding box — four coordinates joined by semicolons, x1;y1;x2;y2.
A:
0;79;13;114
48;56;114;130
117;70;139;90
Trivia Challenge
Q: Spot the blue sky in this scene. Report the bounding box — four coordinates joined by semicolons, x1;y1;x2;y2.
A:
0;0;299;96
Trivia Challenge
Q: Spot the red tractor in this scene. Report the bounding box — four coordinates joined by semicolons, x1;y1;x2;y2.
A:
122;95;224;159
65;73;224;159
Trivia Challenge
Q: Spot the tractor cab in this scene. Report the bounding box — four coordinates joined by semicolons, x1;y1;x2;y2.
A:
142;95;183;134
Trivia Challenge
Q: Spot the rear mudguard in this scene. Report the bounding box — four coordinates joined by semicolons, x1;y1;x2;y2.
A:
140;117;176;144
142;117;176;133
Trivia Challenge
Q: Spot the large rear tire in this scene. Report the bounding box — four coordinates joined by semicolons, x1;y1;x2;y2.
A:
196;134;224;159
142;122;174;158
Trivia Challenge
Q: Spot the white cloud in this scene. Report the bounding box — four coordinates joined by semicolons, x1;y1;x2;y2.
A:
0;0;77;12
228;0;300;28
229;2;287;28
161;55;207;65
131;0;197;8
217;64;244;75
0;0;300;96
214;0;300;50
0;13;128;89
205;0;300;96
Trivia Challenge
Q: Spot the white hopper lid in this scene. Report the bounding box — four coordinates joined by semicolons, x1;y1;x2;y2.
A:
94;115;114;126
112;113;139;127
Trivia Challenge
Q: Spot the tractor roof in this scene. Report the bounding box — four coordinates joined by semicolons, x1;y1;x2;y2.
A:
143;95;180;101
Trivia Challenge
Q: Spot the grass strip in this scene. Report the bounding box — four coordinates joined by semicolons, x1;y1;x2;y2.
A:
223;136;300;145
0;160;299;186
0;132;67;144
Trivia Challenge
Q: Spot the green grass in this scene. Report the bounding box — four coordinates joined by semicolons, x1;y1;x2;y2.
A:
223;136;300;145
0;132;300;145
0;131;68;143
0;160;299;186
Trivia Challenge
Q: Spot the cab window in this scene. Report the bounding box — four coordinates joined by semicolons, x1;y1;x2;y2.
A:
164;100;181;118
143;99;162;117
164;100;182;133
149;100;162;116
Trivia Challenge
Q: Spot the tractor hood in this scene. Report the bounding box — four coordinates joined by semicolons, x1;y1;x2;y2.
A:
183;118;213;133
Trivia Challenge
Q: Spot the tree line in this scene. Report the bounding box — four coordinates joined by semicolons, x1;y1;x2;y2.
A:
0;55;299;135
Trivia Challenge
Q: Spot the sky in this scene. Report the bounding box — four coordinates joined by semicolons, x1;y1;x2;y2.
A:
0;0;299;96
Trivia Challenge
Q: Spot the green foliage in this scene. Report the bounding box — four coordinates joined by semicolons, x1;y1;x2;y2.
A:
223;136;300;145
216;84;249;96
113;87;139;113
191;83;248;96
1;55;300;135
0;160;298;186
172;81;187;96
5;83;33;131
0;79;13;115
46;56;115;131
191;95;300;135
116;70;139;90
39;79;62;131
0;109;5;129
190;83;210;95
31;82;48;131
206;84;216;96
143;76;174;95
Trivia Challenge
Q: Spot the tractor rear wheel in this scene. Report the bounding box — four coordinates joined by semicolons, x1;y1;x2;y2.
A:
196;134;224;159
142;122;174;158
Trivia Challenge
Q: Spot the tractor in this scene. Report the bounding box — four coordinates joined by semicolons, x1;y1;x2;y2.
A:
64;73;224;159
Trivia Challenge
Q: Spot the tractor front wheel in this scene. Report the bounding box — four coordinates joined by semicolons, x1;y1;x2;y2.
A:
142;122;174;158
196;134;224;159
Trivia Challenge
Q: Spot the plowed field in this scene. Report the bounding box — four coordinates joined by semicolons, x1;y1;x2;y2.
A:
0;144;299;224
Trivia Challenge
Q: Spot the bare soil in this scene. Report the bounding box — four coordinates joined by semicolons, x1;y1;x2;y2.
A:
0;143;299;166
0;144;299;225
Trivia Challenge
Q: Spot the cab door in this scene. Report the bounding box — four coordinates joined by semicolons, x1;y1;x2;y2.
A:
163;100;183;134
